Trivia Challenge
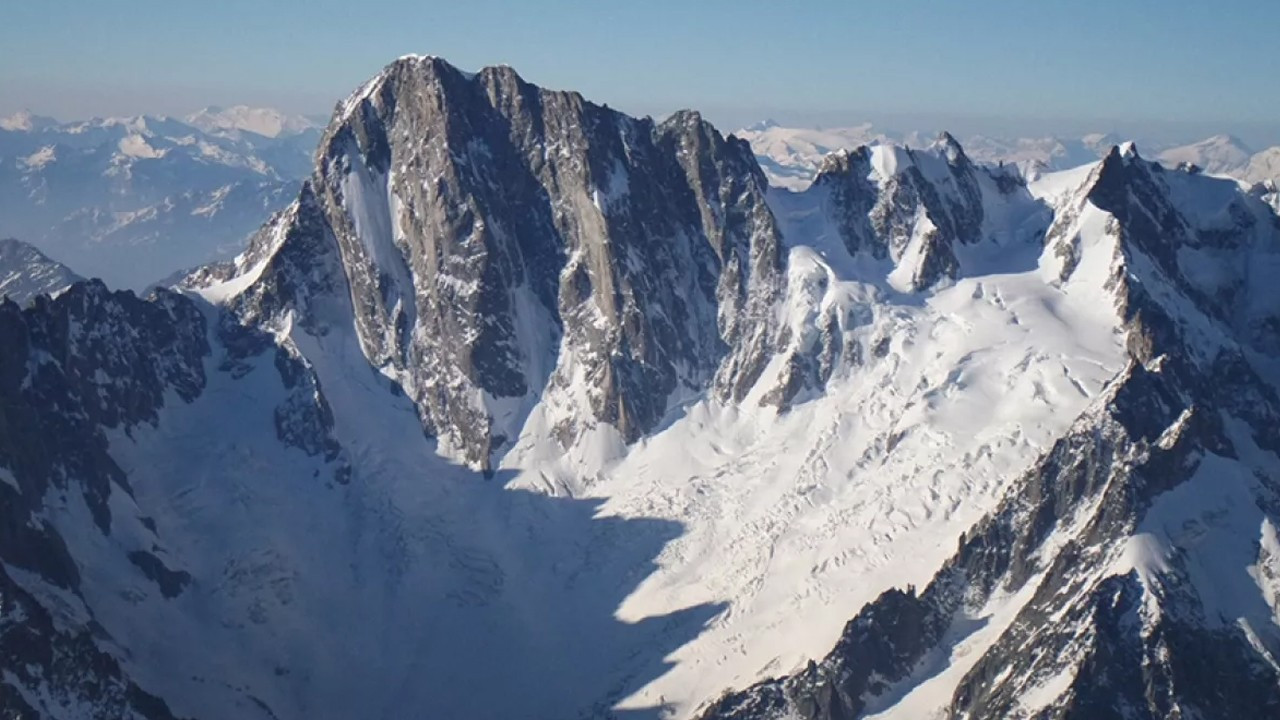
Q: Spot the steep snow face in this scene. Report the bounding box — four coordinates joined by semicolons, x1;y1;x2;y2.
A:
786;137;1051;296
0;238;82;303
1085;147;1280;361
83;310;724;720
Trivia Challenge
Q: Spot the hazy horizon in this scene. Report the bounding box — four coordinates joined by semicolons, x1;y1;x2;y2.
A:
4;1;1280;148
4;82;1279;151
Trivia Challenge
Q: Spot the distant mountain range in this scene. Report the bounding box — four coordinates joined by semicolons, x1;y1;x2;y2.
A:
1155;133;1280;186
736;120;1280;191
184;105;325;139
5;103;1275;295
0;107;321;289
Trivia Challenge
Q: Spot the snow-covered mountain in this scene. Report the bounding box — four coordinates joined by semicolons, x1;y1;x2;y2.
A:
185;105;321;139
736;122;1120;189
732;121;896;190
0;110;59;133
739;122;1280;191
1156;134;1255;175
698;143;1280;719
960;132;1119;179
0;109;319;289
3;57;1280;720
0;237;82;303
1148;134;1280;187
1242;147;1280;186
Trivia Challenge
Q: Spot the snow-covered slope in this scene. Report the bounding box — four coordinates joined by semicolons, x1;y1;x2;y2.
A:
0;110;318;288
3;58;1280;720
0;237;82;303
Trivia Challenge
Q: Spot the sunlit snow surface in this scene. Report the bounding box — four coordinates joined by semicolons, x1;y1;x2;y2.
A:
61;159;1135;720
562;164;1129;715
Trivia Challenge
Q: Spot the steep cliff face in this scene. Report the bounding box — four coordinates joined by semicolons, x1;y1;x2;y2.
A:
695;147;1280;720
199;56;783;471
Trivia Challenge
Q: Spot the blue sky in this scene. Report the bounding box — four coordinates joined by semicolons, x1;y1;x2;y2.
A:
3;0;1278;144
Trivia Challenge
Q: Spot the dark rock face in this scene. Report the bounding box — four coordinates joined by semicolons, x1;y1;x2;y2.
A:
1086;145;1280;357
228;56;784;470
0;281;207;717
809;135;1029;291
127;550;192;599
695;148;1280;720
0;281;208;534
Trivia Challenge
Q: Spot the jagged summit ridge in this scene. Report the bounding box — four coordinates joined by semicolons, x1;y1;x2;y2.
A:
203;54;784;471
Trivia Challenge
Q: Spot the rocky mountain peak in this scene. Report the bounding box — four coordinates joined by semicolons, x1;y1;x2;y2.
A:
932;130;968;165
0;238;83;304
203;56;784;472
810;145;870;181
800;135;1035;292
